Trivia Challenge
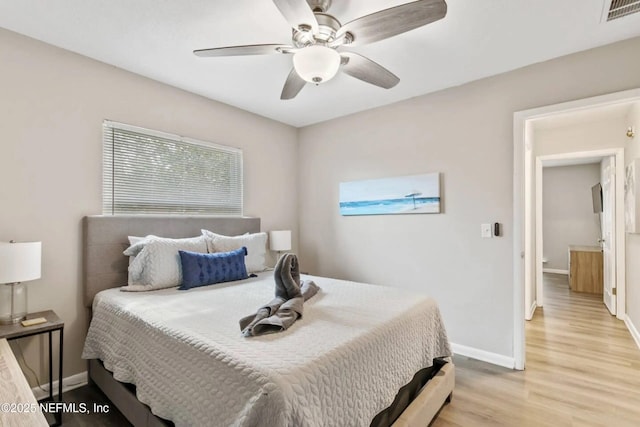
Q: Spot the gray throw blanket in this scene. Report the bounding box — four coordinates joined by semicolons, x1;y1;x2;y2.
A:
240;253;319;337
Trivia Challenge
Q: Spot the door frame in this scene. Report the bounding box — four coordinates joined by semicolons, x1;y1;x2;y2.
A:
534;150;623;310
513;88;640;370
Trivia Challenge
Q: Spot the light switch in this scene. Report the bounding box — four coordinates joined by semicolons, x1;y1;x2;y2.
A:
481;223;492;238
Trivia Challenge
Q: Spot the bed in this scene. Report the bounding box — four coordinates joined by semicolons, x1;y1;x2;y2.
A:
81;215;454;427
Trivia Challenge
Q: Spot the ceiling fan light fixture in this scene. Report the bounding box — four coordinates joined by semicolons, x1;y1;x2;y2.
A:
194;0;448;99
293;45;340;84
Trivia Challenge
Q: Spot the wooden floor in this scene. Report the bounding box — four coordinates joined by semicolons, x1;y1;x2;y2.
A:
432;273;640;427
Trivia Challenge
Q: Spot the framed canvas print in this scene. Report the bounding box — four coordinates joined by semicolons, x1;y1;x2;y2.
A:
625;159;640;233
339;173;441;216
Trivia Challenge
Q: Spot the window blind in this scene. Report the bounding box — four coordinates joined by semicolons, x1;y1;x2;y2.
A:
103;121;243;215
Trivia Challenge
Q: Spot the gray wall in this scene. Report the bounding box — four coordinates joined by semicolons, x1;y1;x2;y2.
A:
298;36;640;359
3;26;640;377
542;164;601;271
0;28;298;382
535;117;628;157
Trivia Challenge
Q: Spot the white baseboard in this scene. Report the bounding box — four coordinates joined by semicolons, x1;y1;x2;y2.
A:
450;343;515;369
526;301;537;321
625;315;640;350
31;371;87;400
543;268;569;275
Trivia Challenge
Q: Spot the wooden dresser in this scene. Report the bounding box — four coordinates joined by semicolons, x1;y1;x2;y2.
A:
0;338;48;426
568;245;603;294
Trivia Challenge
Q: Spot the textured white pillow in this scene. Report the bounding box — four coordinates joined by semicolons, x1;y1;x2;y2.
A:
127;236;147;266
126;235;151;253
122;235;207;291
201;229;267;273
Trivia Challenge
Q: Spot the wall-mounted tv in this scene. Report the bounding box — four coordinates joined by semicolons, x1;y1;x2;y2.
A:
592;183;603;213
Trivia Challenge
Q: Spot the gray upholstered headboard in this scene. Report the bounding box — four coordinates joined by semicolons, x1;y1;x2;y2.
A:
83;215;261;307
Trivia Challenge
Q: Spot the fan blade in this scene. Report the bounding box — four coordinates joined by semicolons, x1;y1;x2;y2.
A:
336;0;447;46
340;52;399;89
281;68;307;100
272;0;319;33
194;44;293;57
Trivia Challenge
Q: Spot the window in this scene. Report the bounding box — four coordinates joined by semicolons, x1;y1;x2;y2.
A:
103;121;242;215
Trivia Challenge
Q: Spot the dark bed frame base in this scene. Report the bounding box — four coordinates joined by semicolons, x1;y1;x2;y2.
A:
372;359;448;427
89;359;172;427
88;358;454;427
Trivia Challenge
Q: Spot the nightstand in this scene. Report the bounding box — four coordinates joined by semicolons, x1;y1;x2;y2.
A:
0;310;64;427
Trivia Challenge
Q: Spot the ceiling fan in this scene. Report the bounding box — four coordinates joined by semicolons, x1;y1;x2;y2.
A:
193;0;447;100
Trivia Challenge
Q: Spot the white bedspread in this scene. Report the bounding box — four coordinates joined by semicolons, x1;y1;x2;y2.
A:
82;273;451;427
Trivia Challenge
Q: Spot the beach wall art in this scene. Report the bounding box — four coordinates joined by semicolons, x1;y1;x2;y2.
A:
339;173;441;216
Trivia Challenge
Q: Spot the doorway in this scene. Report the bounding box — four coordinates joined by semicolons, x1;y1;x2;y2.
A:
533;152;620;319
513;88;640;370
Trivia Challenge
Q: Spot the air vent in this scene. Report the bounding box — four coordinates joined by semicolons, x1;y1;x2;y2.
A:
605;0;640;21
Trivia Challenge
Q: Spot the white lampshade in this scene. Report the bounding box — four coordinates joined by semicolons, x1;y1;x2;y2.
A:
293;45;341;84
269;231;292;252
0;241;42;284
0;241;41;325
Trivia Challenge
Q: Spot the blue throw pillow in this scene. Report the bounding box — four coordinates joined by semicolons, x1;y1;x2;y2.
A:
178;247;248;290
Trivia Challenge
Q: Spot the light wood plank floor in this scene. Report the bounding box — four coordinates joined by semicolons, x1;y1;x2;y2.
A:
432;273;640;427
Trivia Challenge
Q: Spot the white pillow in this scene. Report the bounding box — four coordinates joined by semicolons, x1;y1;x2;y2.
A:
201;229;267;273
122;235;207;291
127;236;147;266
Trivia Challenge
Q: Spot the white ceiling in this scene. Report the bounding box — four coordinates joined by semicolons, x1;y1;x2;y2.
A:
1;0;640;127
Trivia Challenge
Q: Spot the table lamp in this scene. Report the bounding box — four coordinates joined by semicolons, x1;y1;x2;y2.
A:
0;241;42;325
269;230;292;264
